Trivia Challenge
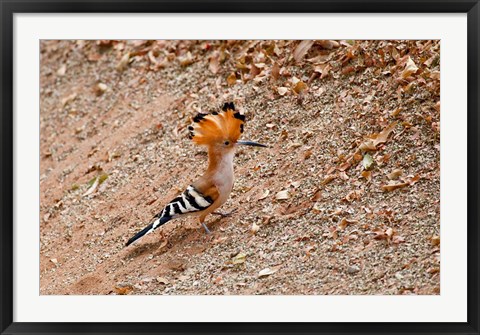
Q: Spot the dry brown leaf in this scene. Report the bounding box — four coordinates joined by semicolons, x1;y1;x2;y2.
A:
147;50;158;65
95;83;108;96
390;107;402;117
424;54;439;67
306;53;329;63
87;52;102;62
290;181;301;188
61;93;77;107
262;215;273;225
303;150;313;160
227;72;237;86
358;140;377;151
311;202;323;214
391;47;400;61
97;83;108;92
318;40;339;49
373;122;398;146
305;244;316;257
362;153;374;170
392;235;406;244
291;76;301;85
361;170;372;181
321;174;336;185
345;190;362;202
291;142;303;149
236;59;249;71
277;87;289;96
386;228;394;239
342;65;356;75
338;171;349;181
148;53;168;69
409;174;421;185
116;52;131;72
293;40;315;63
338;218;358;231
57;64;66;77
209;51;220;74
387;169;403;180
231;252;246;265
257;189;270;200
179;52;194;67
156;277;170;285
373;228;387;240
400;56;419;79
338;161;351;172
373;227;399;242
293;80;308;94
249;63;261;78
251;222;260;234
429;71;440;80
360;122;397;151
114;285;133;295
83;176;100;196
258;266;280;278
271;62;280;81
313;63;331;79
381;182;409;192
431;235;440;246
311;189;322;201
275;190;290;200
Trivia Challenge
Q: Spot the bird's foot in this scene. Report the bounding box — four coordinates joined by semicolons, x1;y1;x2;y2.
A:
159;229;167;241
212;208;237;218
201;222;211;234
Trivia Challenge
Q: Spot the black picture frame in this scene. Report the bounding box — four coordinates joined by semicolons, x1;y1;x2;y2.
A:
1;1;478;334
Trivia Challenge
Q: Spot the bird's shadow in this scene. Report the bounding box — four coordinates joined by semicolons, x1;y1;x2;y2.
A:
123;217;224;260
123;239;170;260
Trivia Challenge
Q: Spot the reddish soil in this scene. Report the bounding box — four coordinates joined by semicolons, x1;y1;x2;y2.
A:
40;40;440;295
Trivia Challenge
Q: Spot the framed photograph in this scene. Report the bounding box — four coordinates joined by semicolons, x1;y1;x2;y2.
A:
1;1;479;334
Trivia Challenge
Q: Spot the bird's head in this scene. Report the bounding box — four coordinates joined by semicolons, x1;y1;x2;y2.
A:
188;102;267;152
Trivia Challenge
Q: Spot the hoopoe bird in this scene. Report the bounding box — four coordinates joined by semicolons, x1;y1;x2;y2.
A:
126;102;267;246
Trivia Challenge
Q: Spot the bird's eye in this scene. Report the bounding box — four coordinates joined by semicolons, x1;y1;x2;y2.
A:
224;141;230;146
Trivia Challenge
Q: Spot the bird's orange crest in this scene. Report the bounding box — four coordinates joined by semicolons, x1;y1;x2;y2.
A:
188;102;245;146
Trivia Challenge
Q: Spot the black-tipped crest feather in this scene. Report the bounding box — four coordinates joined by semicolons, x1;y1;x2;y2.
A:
193;113;207;123
234;112;245;121
222;102;235;111
189;102;244;145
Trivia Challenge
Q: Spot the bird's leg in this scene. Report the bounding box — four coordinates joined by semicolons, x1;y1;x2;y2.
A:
199;217;211;234
159;228;166;241
201;223;211;234
212;208;238;218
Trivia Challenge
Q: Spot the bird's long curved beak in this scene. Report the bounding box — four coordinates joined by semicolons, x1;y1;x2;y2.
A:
237;140;268;148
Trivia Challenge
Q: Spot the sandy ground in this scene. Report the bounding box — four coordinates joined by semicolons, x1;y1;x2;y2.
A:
40;40;440;295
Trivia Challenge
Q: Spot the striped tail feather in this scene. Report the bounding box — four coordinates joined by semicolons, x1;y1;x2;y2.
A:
125;215;171;246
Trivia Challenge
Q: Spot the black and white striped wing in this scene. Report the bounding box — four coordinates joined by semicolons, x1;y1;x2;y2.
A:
157;185;214;222
126;185;214;246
